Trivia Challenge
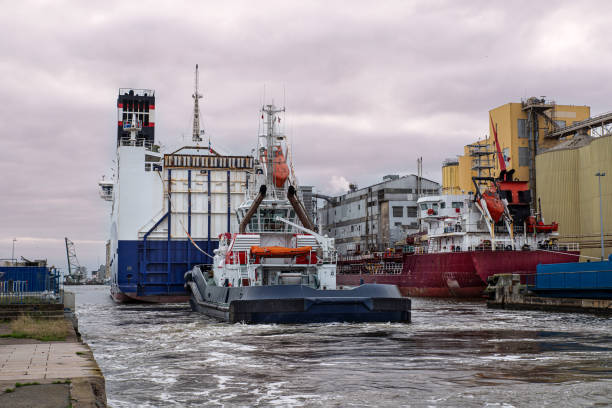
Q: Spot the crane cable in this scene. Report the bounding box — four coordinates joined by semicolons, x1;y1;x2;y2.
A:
157;171;215;260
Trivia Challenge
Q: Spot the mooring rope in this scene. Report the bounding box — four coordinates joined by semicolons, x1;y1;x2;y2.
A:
537;247;601;260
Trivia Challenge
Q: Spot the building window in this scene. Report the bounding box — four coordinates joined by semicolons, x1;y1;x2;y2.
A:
554;120;566;128
392;206;403;217
518;119;528;138
519;146;529;166
394;222;402;227
351;225;354;232
406;206;417;217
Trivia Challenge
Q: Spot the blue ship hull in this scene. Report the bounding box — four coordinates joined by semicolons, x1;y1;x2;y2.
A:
112;239;218;303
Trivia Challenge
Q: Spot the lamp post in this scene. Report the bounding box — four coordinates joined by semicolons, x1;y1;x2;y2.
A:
11;238;17;265
595;172;606;261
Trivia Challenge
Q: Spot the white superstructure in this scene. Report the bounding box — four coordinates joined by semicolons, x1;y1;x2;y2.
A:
99;86;253;301
207;104;337;291
416;194;574;253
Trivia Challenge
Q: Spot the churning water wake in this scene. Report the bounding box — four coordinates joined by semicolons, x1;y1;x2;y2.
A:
73;286;611;407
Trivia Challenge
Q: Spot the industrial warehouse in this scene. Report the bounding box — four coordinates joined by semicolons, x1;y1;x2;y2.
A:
441;97;611;260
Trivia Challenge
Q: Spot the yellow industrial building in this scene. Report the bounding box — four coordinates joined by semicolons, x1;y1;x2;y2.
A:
442;98;590;197
536;134;611;260
442;97;611;260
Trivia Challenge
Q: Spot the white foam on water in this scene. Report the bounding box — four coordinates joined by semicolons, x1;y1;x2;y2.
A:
71;286;612;407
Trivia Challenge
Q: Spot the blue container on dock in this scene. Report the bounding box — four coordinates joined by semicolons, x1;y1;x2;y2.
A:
534;255;612;299
0;266;55;292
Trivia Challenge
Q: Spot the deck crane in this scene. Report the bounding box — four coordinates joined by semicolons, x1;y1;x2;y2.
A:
64;237;84;283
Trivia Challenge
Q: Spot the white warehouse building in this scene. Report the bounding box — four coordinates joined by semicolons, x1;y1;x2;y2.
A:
317;175;440;255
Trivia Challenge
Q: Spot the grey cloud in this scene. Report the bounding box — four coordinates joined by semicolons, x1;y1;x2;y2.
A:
2;0;612;270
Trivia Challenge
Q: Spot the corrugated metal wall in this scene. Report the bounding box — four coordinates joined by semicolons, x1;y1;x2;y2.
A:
536;148;580;234
0;266;54;292
536;135;612;260
442;164;460;194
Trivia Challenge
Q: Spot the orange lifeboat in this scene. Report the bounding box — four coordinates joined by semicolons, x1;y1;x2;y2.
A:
250;246;312;258
482;188;504;223
272;146;289;188
526;216;559;233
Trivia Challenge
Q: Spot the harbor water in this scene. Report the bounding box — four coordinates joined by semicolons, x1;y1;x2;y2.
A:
72;285;611;407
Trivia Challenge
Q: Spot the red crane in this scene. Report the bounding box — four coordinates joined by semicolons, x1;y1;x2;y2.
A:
490;114;506;172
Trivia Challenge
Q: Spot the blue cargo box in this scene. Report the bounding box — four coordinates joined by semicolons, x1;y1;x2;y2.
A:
535;255;612;299
0;266;55;292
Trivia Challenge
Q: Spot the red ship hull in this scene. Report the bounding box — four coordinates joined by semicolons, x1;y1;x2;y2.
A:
110;284;189;303
336;250;579;298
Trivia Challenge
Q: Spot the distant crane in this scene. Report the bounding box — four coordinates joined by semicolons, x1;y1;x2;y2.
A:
64;237;84;283
192;64;203;143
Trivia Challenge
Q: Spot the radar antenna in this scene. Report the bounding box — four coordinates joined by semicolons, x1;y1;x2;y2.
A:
192;64;203;143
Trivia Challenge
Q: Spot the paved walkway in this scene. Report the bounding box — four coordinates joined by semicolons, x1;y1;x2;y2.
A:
0;343;99;381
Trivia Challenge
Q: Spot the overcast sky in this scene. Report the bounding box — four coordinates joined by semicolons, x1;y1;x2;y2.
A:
2;0;611;271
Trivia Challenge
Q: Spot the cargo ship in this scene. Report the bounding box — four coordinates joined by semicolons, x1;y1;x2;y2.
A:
99;67;253;302
185;104;410;323
337;118;579;298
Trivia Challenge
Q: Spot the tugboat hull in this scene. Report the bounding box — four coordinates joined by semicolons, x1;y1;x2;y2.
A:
186;270;410;324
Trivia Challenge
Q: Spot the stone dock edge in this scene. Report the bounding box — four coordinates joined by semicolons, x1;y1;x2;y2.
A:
71;323;108;408
0;306;107;407
487;274;612;316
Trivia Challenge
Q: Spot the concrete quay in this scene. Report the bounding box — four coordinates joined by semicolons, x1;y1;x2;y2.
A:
487;274;612;316
0;314;107;407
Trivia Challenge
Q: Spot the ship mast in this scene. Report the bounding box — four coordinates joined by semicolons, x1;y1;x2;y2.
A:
262;104;285;188
192;64;203;143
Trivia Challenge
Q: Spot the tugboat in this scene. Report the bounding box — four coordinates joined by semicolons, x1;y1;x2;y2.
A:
185;104;411;323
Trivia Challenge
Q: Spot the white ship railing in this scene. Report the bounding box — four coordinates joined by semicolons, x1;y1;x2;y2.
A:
119;138;159;152
119;88;154;96
412;242;580;254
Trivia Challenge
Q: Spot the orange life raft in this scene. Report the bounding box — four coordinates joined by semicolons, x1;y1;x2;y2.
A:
250;246;312;257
